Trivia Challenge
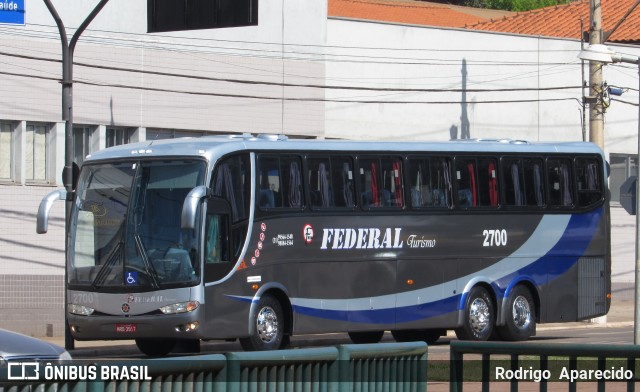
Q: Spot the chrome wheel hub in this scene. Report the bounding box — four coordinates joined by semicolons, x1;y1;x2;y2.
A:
469;297;490;334
511;295;531;329
256;306;279;343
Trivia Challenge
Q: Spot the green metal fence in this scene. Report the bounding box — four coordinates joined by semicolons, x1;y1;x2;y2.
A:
0;342;427;392
449;340;640;392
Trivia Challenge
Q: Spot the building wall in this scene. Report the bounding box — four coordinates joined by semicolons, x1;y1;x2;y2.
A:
0;186;65;336
325;18;640;156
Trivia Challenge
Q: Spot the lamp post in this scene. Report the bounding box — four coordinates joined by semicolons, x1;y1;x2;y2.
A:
43;0;109;351
579;44;640;344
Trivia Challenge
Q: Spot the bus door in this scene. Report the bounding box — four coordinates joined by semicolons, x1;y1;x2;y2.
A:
202;154;251;336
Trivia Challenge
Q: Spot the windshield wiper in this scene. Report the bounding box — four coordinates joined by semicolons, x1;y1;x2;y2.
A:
134;234;160;290
91;240;123;289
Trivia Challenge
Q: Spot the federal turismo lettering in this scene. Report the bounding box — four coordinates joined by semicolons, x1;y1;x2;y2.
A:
320;228;403;250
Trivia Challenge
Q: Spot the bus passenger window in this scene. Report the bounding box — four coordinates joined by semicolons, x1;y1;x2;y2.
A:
547;158;574;207
504;158;544;207
332;156;355;207
258;157;279;208
455;157;499;207
308;158;334;208
358;157;404;208
257;155;304;209
524;159;544;207
307;156;355;209
408;157;452;208
504;159;525;206
575;158;602;206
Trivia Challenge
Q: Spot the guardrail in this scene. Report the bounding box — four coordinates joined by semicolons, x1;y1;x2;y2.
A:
449;340;640;392
0;342;427;392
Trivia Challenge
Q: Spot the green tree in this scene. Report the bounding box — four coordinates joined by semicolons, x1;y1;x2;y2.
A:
461;0;570;12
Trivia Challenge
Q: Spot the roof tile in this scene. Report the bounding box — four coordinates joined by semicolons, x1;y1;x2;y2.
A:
328;0;495;27
466;0;640;43
328;0;640;43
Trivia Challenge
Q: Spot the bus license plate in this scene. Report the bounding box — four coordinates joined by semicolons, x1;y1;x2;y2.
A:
115;323;137;333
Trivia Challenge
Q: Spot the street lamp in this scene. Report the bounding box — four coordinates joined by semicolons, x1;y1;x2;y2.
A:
579;43;640;343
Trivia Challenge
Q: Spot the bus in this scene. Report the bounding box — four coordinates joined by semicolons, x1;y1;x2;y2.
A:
37;134;610;355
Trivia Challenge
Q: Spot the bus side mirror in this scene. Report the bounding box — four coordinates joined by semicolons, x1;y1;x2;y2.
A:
36;189;67;234
208;196;231;216
181;186;211;230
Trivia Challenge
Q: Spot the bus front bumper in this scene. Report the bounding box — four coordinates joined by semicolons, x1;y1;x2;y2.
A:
67;309;205;340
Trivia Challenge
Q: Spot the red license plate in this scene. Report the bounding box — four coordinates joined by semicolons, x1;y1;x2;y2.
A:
115;323;137;333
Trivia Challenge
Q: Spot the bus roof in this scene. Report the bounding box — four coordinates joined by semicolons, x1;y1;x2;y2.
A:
84;134;604;163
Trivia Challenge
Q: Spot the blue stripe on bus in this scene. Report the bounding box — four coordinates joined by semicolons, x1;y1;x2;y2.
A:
229;208;602;325
493;207;602;303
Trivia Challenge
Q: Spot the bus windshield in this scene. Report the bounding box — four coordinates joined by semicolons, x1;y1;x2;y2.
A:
69;160;206;291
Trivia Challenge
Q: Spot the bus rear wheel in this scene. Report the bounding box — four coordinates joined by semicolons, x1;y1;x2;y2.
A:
455;286;494;341
391;329;444;344
497;285;536;341
348;331;384;344
135;338;176;356
240;294;288;351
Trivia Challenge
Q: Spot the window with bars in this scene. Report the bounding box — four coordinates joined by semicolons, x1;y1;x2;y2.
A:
73;126;93;165
0;122;12;181
25;123;49;183
106;127;134;148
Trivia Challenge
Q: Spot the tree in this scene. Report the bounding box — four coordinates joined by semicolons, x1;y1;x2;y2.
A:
459;0;571;11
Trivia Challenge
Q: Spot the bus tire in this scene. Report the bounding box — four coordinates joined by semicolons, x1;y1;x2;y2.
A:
348;331;384;344
391;329;443;344
240;294;287;351
135;338;176;356
455;286;494;341
497;285;536;341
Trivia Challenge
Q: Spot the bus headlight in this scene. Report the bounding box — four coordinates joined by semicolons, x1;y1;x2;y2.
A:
68;304;95;316
159;301;200;315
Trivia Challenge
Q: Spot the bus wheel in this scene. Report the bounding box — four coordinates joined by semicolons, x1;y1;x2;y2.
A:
455;286;494;341
135;338;176;356
348;331;384;344
392;329;443;344
497;285;536;341
240;294;287;351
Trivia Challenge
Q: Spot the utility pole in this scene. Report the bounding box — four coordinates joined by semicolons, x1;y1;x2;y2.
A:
588;0;605;149
43;0;110;351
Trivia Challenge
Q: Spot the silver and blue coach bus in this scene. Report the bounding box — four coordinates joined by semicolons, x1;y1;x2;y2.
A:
37;135;610;355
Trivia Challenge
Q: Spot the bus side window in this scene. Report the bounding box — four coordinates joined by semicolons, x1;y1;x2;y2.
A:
258;155;303;209
504;157;544;207
455;158;477;207
524;158;544;207
456;157;498;208
308;157;334;208
575;157;602;206
504;158;525;206
359;157;403;208
259;156;279;208
408;157;451;208
547;158;574;207
205;214;230;264
331;156;355;208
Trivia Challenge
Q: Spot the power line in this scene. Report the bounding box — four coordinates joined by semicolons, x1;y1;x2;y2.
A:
0;49;582;94
5;22;578;54
0;69;582;106
0;24;577;66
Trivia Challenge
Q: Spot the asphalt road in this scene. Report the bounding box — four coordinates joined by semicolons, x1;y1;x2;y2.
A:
68;325;635;360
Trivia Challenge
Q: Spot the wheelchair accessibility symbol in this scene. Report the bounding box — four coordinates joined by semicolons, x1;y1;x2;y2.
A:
126;271;138;285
